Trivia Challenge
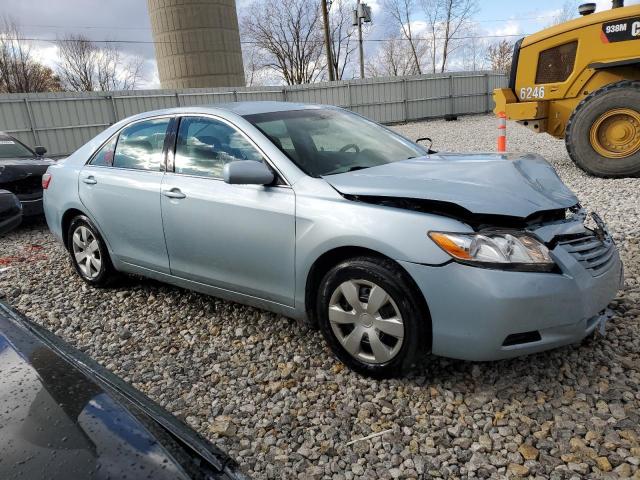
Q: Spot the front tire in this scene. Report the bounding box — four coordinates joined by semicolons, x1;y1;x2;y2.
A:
566;80;640;177
67;215;118;287
317;256;429;378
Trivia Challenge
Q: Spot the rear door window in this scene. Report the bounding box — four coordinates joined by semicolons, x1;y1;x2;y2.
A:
90;136;118;167
112;118;171;171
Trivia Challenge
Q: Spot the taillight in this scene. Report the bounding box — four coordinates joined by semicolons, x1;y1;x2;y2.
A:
42;173;52;189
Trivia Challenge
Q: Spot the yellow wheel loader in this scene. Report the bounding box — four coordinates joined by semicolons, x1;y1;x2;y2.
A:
493;1;640;177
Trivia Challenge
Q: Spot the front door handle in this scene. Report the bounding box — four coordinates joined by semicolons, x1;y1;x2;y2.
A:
82;176;97;185
162;188;186;199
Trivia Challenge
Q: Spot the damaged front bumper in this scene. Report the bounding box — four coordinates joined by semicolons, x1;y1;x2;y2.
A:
400;213;624;362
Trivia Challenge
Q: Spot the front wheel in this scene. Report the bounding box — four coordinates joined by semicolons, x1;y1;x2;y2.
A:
67;215;118;287
317;256;429;378
566;80;640;177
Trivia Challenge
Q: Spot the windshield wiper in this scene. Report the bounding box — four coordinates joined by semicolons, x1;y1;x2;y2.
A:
346;166;369;172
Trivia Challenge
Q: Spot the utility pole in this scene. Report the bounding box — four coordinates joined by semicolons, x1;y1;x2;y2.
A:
353;1;372;79
356;0;365;79
321;0;335;81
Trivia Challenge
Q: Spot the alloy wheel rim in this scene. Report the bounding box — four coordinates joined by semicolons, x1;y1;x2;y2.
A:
328;279;404;365
590;108;640;159
72;226;102;279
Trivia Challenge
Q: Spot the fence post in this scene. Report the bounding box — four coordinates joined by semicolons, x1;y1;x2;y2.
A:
23;98;40;146
403;78;408;122
282;88;287;102
448;74;454;116
107;95;118;124
175;92;181;107
347;81;352;111
233;90;238;102
485;73;491;113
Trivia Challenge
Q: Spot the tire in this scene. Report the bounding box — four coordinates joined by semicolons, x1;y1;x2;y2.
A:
66;215;118;287
565;80;640;177
316;256;429;378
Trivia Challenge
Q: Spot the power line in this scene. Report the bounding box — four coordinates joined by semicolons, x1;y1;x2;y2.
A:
8;33;528;46
16;13;558;31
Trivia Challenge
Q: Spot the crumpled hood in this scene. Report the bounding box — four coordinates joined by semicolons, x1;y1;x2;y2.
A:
322;153;578;218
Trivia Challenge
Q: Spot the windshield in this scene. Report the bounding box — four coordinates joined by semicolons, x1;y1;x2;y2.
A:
0;137;34;159
244;109;426;177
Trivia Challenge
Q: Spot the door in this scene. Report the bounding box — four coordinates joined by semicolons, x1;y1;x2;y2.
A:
78;117;172;273
160;115;296;306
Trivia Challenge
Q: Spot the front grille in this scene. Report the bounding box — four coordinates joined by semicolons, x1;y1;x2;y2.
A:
2;176;42;195
557;231;616;276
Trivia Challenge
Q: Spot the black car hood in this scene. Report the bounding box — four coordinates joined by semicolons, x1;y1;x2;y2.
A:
322;153;578;218
0;157;54;183
0;302;246;480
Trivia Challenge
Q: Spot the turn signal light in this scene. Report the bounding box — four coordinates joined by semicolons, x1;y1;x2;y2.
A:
42;173;52;190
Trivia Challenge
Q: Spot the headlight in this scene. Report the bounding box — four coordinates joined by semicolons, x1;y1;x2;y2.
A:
428;231;555;272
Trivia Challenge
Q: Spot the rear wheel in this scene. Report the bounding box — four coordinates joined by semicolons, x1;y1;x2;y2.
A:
67;215;118;286
317;256;429;378
566;80;640;177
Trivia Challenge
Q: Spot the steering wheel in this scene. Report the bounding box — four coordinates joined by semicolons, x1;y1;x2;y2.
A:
339;143;360;153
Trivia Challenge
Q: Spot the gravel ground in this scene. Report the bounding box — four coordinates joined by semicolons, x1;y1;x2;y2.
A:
1;114;639;479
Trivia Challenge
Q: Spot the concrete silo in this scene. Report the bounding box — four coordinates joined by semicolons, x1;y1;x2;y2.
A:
147;0;245;89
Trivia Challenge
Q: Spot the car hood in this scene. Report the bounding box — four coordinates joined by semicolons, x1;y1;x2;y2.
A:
0;302;245;480
322;153;578;218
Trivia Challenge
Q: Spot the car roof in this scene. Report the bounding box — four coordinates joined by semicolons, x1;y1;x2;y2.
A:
208;101;325;116
130;101;327;122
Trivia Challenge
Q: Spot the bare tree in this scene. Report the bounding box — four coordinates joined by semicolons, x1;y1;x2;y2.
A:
384;0;426;75
242;0;325;85
486;39;513;74
548;1;578;26
96;46;143;91
422;0;479;72
243;43;265;86
328;0;357;80
460;23;486;71
56;34;144;91
0;18;62;92
368;35;427;77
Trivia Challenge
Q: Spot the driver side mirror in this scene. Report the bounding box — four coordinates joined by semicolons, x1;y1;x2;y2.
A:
415;137;436;154
223;160;275;185
34;146;47;157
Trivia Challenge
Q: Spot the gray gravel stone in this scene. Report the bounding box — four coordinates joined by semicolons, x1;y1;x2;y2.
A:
1;115;639;479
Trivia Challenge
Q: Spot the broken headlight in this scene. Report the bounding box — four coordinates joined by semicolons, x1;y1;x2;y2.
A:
428;231;556;272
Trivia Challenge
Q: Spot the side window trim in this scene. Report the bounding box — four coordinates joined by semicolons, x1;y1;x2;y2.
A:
170;113;290;186
163;116;179;173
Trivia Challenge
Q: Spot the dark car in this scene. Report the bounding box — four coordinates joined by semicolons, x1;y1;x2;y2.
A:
0;189;22;235
0;132;54;216
0;301;248;480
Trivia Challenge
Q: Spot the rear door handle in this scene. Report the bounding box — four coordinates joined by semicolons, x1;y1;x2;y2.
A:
162;188;186;199
82;176;97;185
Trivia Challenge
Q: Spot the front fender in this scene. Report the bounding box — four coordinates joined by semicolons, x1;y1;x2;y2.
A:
292;179;472;310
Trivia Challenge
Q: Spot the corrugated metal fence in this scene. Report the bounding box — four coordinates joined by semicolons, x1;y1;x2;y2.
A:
0;71;506;157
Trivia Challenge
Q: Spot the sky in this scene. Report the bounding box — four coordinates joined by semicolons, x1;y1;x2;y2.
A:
6;0;640;88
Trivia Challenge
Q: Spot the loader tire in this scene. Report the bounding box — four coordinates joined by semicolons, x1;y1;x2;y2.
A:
565;80;640;178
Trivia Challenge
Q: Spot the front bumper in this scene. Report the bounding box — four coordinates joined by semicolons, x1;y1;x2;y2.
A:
400;245;623;361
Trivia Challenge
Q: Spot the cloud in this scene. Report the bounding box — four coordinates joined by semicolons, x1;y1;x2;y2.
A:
596;0;640;10
490;20;522;38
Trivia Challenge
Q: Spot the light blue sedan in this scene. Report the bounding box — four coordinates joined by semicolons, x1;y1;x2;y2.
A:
43;102;623;377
